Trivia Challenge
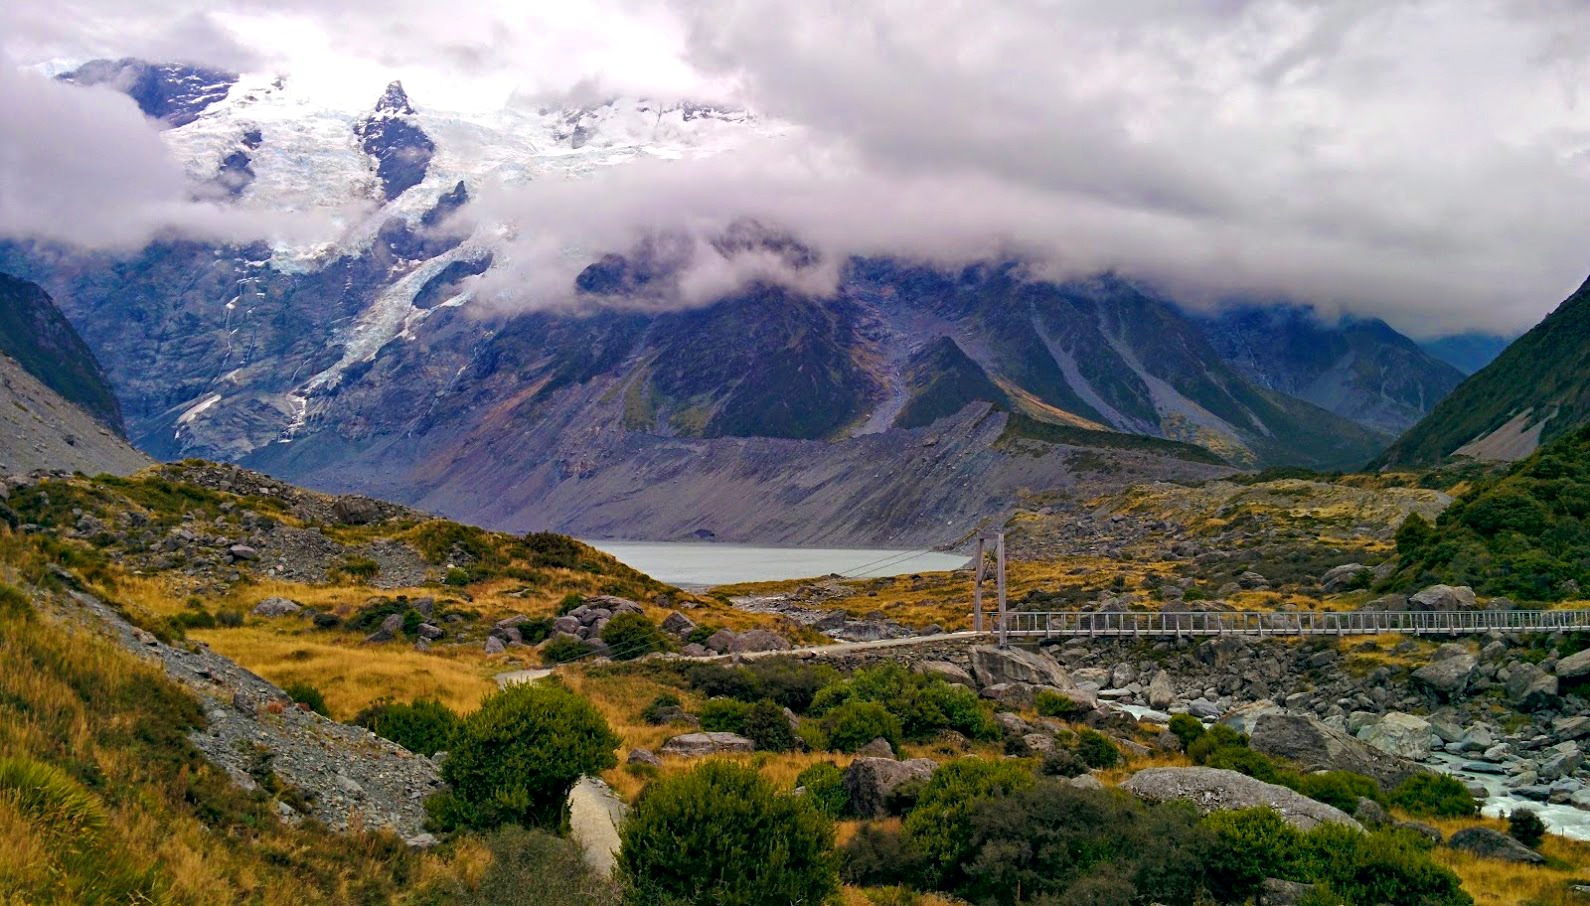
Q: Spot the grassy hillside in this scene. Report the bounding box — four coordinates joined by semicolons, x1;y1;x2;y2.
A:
1377;276;1590;467
1388;423;1590;601
0;272;125;434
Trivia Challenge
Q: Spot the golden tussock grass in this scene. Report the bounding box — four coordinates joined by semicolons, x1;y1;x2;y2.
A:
192;626;499;719
1416;814;1590;906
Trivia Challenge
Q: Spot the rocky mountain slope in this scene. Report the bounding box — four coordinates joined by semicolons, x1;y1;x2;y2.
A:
1197;305;1465;435
0;354;147;477
0;272;125;432
0;61;1465;542
1377;275;1590;467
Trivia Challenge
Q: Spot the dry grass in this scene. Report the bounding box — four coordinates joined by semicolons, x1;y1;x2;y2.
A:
1416;814;1590;905
192;627;500;719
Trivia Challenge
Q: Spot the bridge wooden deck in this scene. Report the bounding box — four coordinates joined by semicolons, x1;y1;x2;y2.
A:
987;609;1590;639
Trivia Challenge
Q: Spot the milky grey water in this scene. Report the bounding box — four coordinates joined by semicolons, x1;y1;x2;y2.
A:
582;540;970;588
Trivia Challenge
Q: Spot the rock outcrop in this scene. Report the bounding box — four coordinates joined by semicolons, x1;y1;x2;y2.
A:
1121;767;1360;831
1250;714;1423;789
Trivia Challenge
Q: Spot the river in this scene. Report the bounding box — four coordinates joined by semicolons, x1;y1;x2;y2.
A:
582;540;970;588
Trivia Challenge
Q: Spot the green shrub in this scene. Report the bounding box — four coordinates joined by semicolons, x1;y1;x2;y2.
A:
903;758;1036;888
1186;723;1247;764
841;824;923;887
353;698;460;756
640;693;683;725
599;612;668;661
742;699;799;753
401;609;424;637
617;761;839;906
170;608;217;630
1204;807;1304;901
1296;771;1382;815
438;683;618;829
1168;713;1206;750
795;762;848;818
523;532;586;570
540;635;591;665
311;611;341;629
820;700;903;753
518;616;554;645
556;593;585;616
1075;728;1121;769
1389;773;1478;818
1035;689;1088;719
686;625;718;645
282;681;330;717
955;779;1212;905
809;663;997;742
1039;747;1088;778
1297;824;1470;906
438;825;616;905
443;567;471;586
680;658;840;712
698;698;753;734
1508;807;1546;848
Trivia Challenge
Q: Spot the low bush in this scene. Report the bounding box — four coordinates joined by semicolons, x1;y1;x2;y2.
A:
353;698;461;756
283;681;330;717
679;658;839;712
556;593;585;616
599;613;669;661
904;758;1036;888
1075;728;1121;769
795;762;849;818
1039;747;1088;778
1295;771;1382;816
808;663;997;742
741;698;799;752
443;567;471;586
640;693;683;725
1509;807;1546;848
698;698;753;733
618;761;839;906
540;635;592;665
1389;773;1478;818
1035;689;1088;719
337;556;381;581
522;532;586;570
1168;713;1206;750
841;824;923;888
215;609;245;628
518;616;554;645
820;700;904;753
437;683;618;830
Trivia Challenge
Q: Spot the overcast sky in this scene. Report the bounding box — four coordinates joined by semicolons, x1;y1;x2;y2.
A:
3;0;1589;336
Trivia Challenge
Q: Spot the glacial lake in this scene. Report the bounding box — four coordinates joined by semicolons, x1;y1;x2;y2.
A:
582;541;970;588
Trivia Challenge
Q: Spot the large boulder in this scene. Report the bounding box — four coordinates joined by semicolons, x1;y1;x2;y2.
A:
1250;714;1423;789
971;646;1071;689
1446;827;1545;864
1121;767;1360;831
1505;663;1559;710
660;611;696;637
658;732;755;758
1219;701;1282;737
844;757;937;818
915;660;975;687
1408;584;1478;611
1145;670;1176;710
725;629;792;654
1555;647;1590;681
1413;650;1479;698
1319;564;1369;594
1357;712;1433;761
251;597;302;617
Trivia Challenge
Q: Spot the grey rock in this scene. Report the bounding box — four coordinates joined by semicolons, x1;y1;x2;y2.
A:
1319;563;1368;594
1219;701;1282;736
971;645;1071;689
1409;584;1478;610
1250;714;1423;789
483;635;506;654
1446;827;1545;864
1556;647;1590;680
1399;821;1443;844
1505;663;1559;710
856;737;895;758
1354;797;1390;827
659;732;754;758
844;757;937;818
1259;878;1317;906
1413;653;1478;698
1146;670;1176;710
251;596;301;617
228;544;259;561
1121;767;1360;831
1358;712;1433;761
724;629;790;654
915;660;975;687
1553;716;1590;740
416;623;444;641
627;748;662;768
660;611;695;637
405;832;439;850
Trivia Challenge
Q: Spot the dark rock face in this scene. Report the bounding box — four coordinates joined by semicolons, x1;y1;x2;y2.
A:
0;273;125;433
1446;827;1545;864
356;82;435;202
60;58;236;127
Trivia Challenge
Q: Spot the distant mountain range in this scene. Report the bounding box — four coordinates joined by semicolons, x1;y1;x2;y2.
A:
0;59;1493;542
1377;276;1590;468
1419;333;1513;376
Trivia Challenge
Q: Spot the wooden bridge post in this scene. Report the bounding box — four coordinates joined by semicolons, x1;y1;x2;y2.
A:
996;532;1008;649
972;537;986;634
